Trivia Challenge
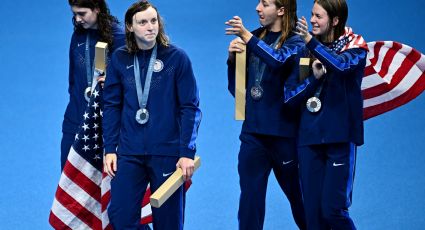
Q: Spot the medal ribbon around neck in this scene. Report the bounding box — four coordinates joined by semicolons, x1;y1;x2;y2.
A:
84;34;98;102
134;44;157;124
306;33;350;112
84;34;95;87
251;33;282;88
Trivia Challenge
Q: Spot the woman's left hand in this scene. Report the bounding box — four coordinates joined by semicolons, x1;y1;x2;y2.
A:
176;157;195;181
225;16;253;43
312;59;327;79
97;76;105;88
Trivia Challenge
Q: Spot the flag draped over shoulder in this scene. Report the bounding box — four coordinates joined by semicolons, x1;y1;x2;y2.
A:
362;41;425;120
49;85;153;230
337;27;368;53
326;28;425;120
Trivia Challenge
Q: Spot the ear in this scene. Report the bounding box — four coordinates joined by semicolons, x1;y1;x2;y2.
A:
126;24;134;32
277;7;285;16
332;16;339;27
94;8;100;15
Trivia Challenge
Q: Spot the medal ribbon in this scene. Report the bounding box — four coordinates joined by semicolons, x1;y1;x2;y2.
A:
84;34;95;87
134;45;157;111
311;34;350;99
252;34;282;87
314;79;325;98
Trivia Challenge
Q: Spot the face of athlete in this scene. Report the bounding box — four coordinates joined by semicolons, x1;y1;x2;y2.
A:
128;6;159;50
71;6;99;30
256;0;284;32
310;3;338;40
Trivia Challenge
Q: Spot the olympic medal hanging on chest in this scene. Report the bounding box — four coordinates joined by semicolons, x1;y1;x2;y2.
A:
135;108;150;124
250;85;264;100
306;68;326;113
84;87;92;102
249;34;281;102
306;96;322;113
134;45;157;125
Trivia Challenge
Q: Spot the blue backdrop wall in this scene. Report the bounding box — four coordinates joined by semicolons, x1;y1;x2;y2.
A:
0;0;424;229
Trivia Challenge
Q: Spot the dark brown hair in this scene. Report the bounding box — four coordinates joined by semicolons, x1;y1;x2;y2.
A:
124;1;169;53
314;0;348;42
68;0;118;48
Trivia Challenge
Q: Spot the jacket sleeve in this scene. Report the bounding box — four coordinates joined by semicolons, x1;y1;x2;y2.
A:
102;52;123;154
283;48;323;106
306;37;367;74
284;74;322;107
227;55;236;97
68;33;76;95
176;51;202;159
246;35;304;69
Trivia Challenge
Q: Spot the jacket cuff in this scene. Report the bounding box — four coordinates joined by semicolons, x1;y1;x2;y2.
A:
104;145;117;154
246;35;260;50
179;147;196;160
306;37;320;51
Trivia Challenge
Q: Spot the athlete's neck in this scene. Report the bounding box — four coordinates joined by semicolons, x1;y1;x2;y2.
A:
137;40;156;50
268;18;282;32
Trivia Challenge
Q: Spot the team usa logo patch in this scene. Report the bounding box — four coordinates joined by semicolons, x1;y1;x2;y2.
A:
153;59;164;72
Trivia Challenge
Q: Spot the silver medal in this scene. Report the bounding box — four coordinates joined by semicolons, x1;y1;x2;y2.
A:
135;108;149;124
84;87;91;102
250;86;264;100
306;97;322;113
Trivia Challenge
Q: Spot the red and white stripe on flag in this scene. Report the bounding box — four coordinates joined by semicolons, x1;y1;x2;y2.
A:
49;148;152;230
340;27;368;52
49;84;192;230
362;41;425;120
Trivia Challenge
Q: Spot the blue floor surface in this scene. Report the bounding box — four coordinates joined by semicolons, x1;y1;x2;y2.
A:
0;1;424;229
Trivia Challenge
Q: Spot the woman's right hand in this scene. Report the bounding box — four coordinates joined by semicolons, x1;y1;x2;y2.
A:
228;37;246;60
104;153;117;177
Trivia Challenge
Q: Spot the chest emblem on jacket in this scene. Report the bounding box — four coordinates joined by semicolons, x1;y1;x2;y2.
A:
153;59;164;72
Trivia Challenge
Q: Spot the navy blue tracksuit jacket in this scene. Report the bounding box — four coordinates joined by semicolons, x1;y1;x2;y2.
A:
284;37;367;146
103;43;201;159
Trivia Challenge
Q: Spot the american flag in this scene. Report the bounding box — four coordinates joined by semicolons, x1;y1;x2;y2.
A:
49;85;153;229
332;28;425;120
362;41;425;120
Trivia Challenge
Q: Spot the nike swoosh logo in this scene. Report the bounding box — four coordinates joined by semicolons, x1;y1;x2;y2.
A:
282;160;294;165
126;65;134;69
333;162;345;167
77;43;85;47
162;172;173;177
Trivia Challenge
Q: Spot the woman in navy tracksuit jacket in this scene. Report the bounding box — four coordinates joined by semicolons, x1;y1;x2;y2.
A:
285;0;368;229
226;0;306;229
103;2;201;229
61;0;125;170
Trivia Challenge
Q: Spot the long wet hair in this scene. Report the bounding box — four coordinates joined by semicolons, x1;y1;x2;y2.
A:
259;0;298;48
314;0;348;42
124;1;169;53
68;0;118;48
